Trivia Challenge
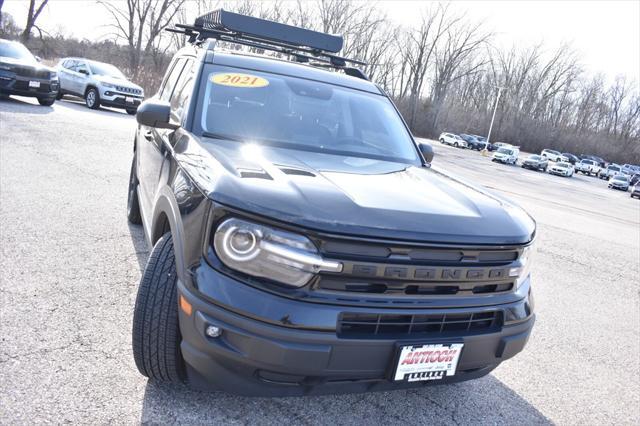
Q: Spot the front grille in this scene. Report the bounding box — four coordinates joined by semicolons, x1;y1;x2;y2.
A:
115;85;142;95
317;277;513;296
313;238;523;300
14;66;50;79
338;311;502;339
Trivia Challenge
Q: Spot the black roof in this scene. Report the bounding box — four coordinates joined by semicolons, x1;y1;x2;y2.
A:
207;51;380;94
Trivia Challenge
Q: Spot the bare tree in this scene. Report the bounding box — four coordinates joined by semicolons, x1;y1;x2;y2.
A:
399;4;451;128
20;0;49;42
428;16;491;132
100;0;186;77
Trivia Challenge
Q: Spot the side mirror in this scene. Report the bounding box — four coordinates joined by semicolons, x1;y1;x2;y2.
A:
418;142;434;164
78;69;89;75
35;55;42;62
136;99;178;129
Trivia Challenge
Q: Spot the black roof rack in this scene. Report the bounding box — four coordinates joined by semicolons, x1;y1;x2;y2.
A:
166;9;367;77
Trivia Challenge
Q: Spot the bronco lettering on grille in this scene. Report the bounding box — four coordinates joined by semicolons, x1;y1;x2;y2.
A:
338;263;509;282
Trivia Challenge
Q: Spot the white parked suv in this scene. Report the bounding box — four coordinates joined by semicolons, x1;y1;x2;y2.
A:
438;132;467;148
575;159;600;176
492;146;519;164
56;58;144;114
540;149;565;162
598;164;622;180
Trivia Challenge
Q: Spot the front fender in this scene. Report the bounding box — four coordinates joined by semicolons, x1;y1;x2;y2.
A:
151;187;187;282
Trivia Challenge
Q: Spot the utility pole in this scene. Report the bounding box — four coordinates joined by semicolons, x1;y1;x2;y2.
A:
486;86;506;144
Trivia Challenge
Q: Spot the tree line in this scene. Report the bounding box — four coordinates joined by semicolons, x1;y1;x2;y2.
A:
1;0;638;162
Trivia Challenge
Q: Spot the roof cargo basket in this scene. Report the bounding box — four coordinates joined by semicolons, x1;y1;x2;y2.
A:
195;9;343;53
167;9;368;78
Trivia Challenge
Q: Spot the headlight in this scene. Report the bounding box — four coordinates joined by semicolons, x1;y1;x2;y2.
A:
50;72;58;80
213;218;342;287
101;82;115;89
509;243;535;288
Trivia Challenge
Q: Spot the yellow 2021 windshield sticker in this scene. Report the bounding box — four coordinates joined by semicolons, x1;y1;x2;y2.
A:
210;73;269;88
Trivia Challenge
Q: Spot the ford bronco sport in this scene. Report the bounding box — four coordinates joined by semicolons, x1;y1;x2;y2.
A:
127;10;536;396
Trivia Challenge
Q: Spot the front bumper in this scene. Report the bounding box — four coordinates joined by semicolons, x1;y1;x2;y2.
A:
522;163;542;170
178;263;535;396
609;184;628;190
0;75;58;98
549;169;569;176
99;87;143;110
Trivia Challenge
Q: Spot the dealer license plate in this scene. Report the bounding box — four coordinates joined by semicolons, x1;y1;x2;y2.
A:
125;96;134;103
393;343;463;382
29;81;40;88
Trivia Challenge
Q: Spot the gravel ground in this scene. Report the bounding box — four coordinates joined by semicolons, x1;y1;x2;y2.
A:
1;95;639;425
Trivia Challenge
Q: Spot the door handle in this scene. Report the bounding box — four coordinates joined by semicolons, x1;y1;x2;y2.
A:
143;131;153;141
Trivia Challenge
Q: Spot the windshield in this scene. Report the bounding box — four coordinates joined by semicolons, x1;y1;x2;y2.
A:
198;66;420;164
88;61;125;79
529;155;541;160
582;160;594;165
609;166;620;171
614;175;628;181
556;163;568;168
545;150;559;155
498;147;513;155
0;41;35;61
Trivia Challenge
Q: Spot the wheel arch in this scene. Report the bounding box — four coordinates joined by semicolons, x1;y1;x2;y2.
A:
84;84;99;97
150;188;187;282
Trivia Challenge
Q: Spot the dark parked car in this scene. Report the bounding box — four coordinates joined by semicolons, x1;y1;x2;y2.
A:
473;135;496;151
0;39;59;105
127;9;536;396
459;134;486;150
561;153;579;165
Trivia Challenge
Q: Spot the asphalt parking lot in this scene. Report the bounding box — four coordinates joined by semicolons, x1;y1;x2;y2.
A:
1;96;639;424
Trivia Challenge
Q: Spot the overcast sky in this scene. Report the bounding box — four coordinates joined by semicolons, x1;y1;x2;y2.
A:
2;0;639;82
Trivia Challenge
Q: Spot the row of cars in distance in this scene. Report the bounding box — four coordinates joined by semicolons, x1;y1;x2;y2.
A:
438;132;491;150
0;38;144;113
438;131;639;198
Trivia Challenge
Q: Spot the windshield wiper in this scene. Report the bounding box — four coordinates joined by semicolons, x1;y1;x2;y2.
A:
201;131;244;142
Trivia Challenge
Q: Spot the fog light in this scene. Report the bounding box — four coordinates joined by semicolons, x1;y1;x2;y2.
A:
205;325;222;338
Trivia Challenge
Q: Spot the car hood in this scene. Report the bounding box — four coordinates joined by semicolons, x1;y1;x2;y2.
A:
176;135;536;245
94;75;142;91
0;56;53;72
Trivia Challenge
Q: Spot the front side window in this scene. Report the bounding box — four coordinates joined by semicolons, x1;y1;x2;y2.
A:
160;58;185;101
170;59;195;123
196;66;420;164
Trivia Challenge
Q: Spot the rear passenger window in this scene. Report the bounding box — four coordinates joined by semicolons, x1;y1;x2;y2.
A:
160;58;185;102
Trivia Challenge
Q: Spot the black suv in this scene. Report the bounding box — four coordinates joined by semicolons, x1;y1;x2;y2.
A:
0;39;59;105
127;10;536;396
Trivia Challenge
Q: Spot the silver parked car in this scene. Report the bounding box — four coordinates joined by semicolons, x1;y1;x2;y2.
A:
608;174;630;191
56;58;144;114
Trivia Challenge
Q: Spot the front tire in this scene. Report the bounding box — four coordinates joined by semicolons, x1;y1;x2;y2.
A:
38;97;55;106
126;109;137;115
132;233;185;383
56;91;63;100
85;87;100;109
